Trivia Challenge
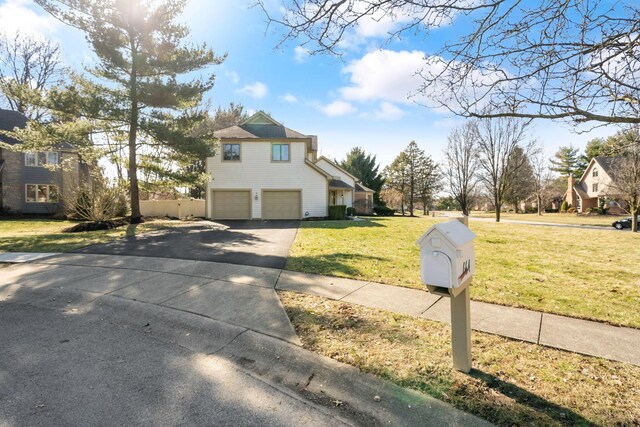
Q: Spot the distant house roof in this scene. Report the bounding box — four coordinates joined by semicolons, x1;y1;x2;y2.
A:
355;182;374;193
573;185;589;200
593;156;621;177
0;109;28;145
329;179;354;190
214;111;310;140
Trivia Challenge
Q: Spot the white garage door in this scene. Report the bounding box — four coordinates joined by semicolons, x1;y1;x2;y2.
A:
211;190;251;219
262;191;301;220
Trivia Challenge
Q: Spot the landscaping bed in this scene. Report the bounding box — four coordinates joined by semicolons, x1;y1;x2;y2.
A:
280;291;640;426
286;216;640;328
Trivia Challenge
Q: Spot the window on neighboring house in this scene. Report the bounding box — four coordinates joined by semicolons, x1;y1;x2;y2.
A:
25;151;59;167
592;183;598;192
25;184;59;203
272;143;290;162
222;144;241;161
593;168;598;177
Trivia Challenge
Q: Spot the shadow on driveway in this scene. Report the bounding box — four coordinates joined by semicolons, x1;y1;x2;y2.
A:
75;220;300;269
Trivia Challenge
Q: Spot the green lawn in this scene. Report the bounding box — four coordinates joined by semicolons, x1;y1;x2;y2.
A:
468;212;617;226
287;216;640;328
0;218;177;253
281;292;640;427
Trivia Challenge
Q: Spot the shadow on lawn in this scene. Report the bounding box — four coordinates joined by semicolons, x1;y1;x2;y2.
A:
283;303;594;427
286;253;388;277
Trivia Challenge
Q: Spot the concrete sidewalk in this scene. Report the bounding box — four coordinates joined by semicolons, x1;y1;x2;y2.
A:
0;253;488;426
2;252;639;367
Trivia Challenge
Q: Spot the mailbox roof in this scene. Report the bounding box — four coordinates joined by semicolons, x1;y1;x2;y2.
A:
416;220;476;248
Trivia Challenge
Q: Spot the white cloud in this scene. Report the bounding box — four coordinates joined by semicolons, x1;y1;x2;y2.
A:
294;45;310;63
0;0;59;38
340;50;425;104
225;70;240;84
373;102;405;120
320;100;357;117
237;82;268;99
281;93;298;103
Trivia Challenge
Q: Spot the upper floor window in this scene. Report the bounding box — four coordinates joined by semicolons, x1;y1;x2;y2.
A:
25;152;58;167
593;168;598;178
272;143;290;162
592;183;598;192
222;144;241;161
25;184;58;203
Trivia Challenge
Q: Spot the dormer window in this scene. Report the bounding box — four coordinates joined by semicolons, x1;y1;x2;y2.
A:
25;152;58;167
222;144;241;161
593;168;598;178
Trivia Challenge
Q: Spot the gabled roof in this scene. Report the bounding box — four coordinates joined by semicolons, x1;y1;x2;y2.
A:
316;156;359;181
579;156;620;182
214;111;309;140
355;182;374;193
573;185;589;200
0;109;28;145
329;179;354;190
416;220;476;248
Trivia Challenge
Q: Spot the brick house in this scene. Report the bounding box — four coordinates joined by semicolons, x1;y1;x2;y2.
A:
565;156;628;214
0;109;90;214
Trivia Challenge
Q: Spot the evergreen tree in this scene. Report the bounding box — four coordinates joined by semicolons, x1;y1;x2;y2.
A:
339;147;385;204
504;147;535;212
33;0;225;222
549;145;586;177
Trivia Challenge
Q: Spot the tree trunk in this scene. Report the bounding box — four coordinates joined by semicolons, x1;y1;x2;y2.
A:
537;194;542;216
128;37;142;224
632;204;638;233
494;193;501;222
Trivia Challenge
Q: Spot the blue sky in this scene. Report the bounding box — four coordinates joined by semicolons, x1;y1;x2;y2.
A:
0;0;616;168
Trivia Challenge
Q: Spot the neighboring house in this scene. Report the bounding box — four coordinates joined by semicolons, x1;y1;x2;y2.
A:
565;156;628;214
0;109;89;214
205;111;374;220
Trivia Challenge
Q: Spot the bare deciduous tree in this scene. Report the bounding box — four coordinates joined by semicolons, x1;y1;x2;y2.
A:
444;121;480;216
476;115;537;222
606;127;640;232
260;1;640;125
530;152;556;216
0;33;63;120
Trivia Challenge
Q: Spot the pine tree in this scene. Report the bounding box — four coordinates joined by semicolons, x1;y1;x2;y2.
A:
339;147;385;204
34;0;225;222
549;145;586;177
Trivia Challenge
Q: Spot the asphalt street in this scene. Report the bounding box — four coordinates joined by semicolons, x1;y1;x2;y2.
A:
0;301;347;427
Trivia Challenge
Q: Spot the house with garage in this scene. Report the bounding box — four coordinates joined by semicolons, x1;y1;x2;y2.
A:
205;111;374;220
0;109;91;215
565;156;628;214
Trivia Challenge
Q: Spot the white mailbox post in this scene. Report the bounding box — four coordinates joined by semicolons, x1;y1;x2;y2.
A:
416;219;476;373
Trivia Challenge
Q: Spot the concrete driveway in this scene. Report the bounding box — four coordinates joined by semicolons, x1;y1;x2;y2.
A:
75;220;300;269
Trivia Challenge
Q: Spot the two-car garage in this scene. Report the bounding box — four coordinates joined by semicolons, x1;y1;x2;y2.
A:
210;189;301;220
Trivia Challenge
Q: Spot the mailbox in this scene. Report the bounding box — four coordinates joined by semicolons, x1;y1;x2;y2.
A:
416;220;476;289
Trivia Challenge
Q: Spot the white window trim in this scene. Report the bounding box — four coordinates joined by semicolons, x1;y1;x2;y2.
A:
25;184;59;203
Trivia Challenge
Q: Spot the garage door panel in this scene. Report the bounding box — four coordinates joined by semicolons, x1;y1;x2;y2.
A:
262;191;301;220
212;191;250;219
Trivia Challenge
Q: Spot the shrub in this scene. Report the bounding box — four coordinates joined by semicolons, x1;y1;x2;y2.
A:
374;205;395;216
567;207;576;213
346;207;357;216
328;205;346;220
560;200;569;213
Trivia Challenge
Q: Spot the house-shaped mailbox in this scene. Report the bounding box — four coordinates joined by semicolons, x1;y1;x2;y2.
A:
416;220;476;291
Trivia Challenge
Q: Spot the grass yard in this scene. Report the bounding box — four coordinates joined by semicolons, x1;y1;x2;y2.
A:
469;212;617;227
281;292;640;426
0;218;179;253
287;216;640;328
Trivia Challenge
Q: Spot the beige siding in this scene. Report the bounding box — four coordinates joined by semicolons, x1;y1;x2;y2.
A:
211;190;251;219
315;158;355;207
581;161;613;198
262;190;301;219
207;141;327;219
